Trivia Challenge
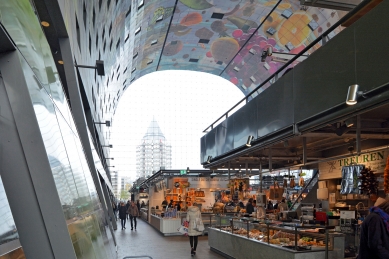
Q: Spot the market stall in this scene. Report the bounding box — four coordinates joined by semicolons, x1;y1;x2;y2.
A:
208;216;345;259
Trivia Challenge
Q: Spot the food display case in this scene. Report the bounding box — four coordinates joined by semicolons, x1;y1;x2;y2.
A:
208;216;345;259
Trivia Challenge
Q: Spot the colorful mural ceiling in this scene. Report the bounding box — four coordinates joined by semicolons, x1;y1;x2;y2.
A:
124;0;345;96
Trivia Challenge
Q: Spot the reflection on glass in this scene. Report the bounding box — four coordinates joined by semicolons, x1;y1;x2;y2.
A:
17;56;112;259
0;176;19;246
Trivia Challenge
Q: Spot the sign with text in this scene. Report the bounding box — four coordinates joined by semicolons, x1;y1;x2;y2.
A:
319;149;389;180
188;177;229;189
180;170;187;175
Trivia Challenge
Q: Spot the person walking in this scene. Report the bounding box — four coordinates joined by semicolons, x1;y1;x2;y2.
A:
125;200;131;219
186;204;203;256
128;201;140;230
357;199;389;258
118;202;127;230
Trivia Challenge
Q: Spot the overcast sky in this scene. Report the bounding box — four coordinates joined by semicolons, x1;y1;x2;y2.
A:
110;70;244;182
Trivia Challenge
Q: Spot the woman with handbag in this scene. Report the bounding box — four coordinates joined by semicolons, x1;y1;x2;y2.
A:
186;204;203;256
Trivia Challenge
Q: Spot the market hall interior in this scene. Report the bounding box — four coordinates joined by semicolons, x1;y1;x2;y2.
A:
0;0;389;259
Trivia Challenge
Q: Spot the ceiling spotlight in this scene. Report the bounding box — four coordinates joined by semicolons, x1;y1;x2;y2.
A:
261;47;273;62
345;118;354;128
187;167;190;173
206;156;212;164
346;84;365;105
335;124;350;136
246;135;254;147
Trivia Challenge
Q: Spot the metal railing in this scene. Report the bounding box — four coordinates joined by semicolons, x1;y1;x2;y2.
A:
202;0;373;133
123;256;153;259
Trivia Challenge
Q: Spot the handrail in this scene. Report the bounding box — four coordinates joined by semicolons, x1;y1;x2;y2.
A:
123;256;153;259
289;170;319;211
202;0;373;133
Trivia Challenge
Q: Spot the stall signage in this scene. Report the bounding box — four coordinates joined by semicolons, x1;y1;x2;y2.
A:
180;170;187;175
188;177;229;188
319;149;388;180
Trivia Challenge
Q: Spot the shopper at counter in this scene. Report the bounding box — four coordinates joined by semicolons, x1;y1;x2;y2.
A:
278;198;288;211
358;199;389;259
186;204;203;256
246;198;254;215
162;198;168;209
167;200;174;209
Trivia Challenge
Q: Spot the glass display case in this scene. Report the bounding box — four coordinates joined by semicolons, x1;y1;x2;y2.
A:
208;215;345;259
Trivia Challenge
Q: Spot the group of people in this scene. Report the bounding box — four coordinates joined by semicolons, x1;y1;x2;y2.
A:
112;200;141;230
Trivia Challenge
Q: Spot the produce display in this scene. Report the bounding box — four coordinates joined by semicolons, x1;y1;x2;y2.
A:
384;155;389;194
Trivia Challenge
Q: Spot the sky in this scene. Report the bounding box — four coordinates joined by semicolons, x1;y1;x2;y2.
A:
110;70;245;182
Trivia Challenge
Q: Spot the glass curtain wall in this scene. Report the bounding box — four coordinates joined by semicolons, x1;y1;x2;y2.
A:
0;1;115;259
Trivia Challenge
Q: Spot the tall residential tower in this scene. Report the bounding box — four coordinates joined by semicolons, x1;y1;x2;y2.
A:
136;119;172;178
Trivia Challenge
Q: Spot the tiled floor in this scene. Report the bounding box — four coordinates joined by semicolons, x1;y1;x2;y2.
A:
115;218;226;259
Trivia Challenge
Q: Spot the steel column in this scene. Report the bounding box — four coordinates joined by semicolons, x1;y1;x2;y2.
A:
0;51;76;259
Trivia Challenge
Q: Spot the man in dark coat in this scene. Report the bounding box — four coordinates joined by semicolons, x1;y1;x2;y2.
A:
358;200;389;258
118;202;127;230
246;198;254;215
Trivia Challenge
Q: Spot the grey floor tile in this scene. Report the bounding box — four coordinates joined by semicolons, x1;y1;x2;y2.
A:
115;219;226;259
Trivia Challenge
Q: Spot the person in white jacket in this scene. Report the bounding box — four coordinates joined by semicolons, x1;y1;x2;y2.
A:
186;205;203;256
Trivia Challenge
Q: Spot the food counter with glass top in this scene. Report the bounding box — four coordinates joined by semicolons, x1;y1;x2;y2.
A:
208;216;345;259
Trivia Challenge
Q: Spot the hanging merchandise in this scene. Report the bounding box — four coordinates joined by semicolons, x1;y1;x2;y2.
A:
290;176;296;188
283;177;288;188
298;176;304;187
384;155;389;194
358;167;378;195
340;164;365;194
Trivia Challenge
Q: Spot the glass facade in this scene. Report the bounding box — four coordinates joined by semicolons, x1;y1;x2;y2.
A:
0;1;115;258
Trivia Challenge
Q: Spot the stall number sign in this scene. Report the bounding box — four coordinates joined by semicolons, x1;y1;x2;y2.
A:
180;170;187;175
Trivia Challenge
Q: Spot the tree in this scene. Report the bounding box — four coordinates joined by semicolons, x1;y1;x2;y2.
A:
120;190;130;200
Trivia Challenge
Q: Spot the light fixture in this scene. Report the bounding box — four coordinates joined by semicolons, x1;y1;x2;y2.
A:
94;120;111;127
335;124;350;136
206;156;212;164
107;166;115;168
41;21;50;27
75;60;105;76
246;135;254;147
261;47;273;62
346;84;365;105
187;167;190;173
105;158;114;160
102;145;113;148
345;118;354;128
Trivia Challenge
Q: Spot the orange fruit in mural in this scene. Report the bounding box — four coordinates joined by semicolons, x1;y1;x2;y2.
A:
180;12;202;26
276;12;311;47
210;37;239;63
264;0;291;10
261;12;282;35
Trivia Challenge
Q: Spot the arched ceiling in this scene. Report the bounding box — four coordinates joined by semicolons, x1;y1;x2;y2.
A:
131;0;346;94
32;0;356;126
